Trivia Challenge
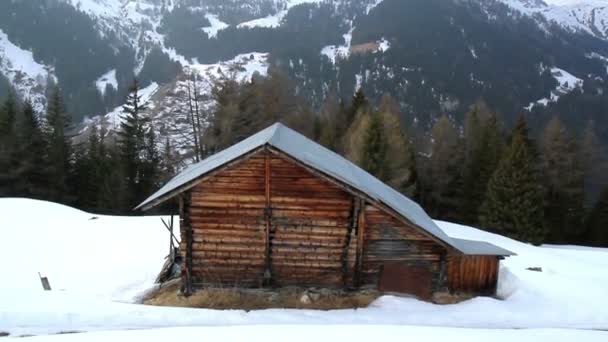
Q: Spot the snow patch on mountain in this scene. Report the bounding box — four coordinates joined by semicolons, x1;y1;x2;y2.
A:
82;53;269;159
237;0;323;29
95;69;118;97
84;81;159;132
321;26;354;64
498;0;608;39
0;29;56;113
202;14;229;39
377;38;391;52
526;67;583;110
366;0;385;15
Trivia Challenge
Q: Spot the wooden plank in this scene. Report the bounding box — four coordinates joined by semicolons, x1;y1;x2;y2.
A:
183;192;193;296
264;150;272;285
354;200;366;287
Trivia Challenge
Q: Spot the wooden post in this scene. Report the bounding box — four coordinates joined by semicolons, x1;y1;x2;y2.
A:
182;192;193;296
354;200;366;288
263;151;272;284
342;197;360;288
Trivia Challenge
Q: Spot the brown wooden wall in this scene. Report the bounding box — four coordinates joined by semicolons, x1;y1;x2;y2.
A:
362;205;448;299
447;255;499;295
177;146;499;299
268;153;354;287
180;152;267;287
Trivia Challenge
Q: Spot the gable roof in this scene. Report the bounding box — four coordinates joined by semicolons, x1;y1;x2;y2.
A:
137;123;514;256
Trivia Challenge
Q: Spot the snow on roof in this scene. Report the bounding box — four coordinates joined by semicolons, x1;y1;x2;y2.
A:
136;123;512;256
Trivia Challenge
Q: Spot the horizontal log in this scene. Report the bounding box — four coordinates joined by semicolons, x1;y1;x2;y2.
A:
190;193;266;203
271;240;345;251
191;223;265;230
271;218;349;227
191;243;265;253
189;216;265;225
192;228;264;238
271;226;347;238
272;208;350;219
190;207;264;217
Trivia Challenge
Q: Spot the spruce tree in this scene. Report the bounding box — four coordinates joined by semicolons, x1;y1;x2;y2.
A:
480;117;546;244
139;127;162;200
422;115;464;221
587;187;608;246
46;87;72;202
378;95;417;197
348;89;368;124
0;92;18;196
15;101;48;199
360;111;388;180
540;117;585;242
118;78;150;208
461;110;505;225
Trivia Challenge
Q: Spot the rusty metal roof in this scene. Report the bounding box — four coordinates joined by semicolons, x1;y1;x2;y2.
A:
136;123;513;256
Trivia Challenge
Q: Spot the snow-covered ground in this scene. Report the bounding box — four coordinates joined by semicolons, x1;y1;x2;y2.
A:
1;198;607;339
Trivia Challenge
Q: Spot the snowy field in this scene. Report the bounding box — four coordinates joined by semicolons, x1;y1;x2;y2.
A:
0;198;607;340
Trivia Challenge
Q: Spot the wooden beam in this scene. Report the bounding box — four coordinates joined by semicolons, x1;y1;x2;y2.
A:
341;197;360;288
354;200;366;288
182;192;193;296
263;149;272;285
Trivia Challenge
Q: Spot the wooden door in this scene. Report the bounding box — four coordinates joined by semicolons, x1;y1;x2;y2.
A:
378;262;433;300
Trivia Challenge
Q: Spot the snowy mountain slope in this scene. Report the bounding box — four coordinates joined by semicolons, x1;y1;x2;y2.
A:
81;53;269;158
1;198;607;337
499;0;608;39
0;29;56;113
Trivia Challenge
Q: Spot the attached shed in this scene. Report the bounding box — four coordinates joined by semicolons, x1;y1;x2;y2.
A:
137;123;513;300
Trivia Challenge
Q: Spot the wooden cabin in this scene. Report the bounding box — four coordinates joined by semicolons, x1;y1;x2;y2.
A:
137;123;513;300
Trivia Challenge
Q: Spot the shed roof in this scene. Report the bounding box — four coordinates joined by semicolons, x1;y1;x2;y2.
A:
137;123;513;256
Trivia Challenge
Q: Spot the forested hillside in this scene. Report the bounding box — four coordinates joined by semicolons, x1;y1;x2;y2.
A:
1;70;607;247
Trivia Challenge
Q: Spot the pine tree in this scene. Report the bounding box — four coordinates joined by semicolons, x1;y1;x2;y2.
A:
0;92;18;196
421;115;464;221
581;121;606;207
139;127;162;201
540;117;585;242
14;101;49;199
46;87;72;202
378;95;417;197
118;78;150;208
347;89;368;124
360;111;388;179
461;109;505;226
161;137;177;182
587;187;608;246
480;117;546;244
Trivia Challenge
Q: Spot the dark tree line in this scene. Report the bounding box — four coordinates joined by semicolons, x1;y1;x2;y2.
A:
0;80;172;213
1;71;607;246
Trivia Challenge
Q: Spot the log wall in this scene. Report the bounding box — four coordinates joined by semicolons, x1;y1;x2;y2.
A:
176;146;498;298
447;255;499;295
181;152;268;287
361;205;447;298
268;153;354;287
